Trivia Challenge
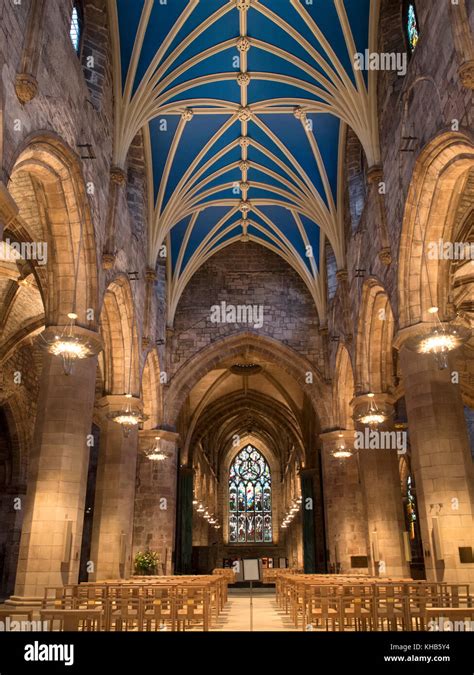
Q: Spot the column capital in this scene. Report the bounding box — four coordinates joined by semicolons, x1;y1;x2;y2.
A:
14;73;38;104
145;267;157;282
336;269;348;282
110;166;127;186
393;322;431;350
42;325;103;355
367;164;383;184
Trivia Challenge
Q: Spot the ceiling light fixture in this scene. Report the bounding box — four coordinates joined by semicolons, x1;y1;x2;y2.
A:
144;436;168;462
356;393;389;429
108;394;148;437
405;307;471;369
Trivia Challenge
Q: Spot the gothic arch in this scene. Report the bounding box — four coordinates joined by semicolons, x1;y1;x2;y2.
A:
7;133;99;327
398;132;474;327
164;332;331;429
99;275;140;396
356;278;395;394
333;344;355;430
141;348;162;429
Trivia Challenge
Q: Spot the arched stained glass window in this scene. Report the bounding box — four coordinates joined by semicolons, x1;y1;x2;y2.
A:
404;2;420;54
70;2;83;55
229;445;272;543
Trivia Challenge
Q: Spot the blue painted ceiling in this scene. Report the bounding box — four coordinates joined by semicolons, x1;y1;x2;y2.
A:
113;0;373;317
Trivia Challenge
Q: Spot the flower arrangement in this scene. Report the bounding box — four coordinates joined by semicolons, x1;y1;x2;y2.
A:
134;548;160;575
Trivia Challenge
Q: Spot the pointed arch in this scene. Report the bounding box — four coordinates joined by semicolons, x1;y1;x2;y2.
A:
141;348;162;429
356;278;395;394
99;275;140;396
398;132;474;327
333;344;355;430
7;133;99;327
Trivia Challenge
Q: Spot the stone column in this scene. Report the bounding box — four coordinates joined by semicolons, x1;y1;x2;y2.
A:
102;168;126;269
176;465;193;574
14;0;46;104
397;336;474;583
300;468;316;572
10;346;99;603
132;429;178;575
352;395;410;577
320;430;368;574
89;396;142;581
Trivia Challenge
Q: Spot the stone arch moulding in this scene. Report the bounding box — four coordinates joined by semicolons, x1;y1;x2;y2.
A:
398;132;474;328
141;348;162;429
333;343;355;430
99;274;140;397
8;133;99;327
355;277;395;395
163;332;331;430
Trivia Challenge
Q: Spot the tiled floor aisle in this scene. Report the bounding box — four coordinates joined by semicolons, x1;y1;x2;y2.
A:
212;590;298;631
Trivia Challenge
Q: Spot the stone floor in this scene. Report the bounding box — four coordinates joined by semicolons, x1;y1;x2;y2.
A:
212;589;298;632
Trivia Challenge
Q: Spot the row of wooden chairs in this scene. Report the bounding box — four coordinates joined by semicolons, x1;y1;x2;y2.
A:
41;575;229;632
277;575;472;631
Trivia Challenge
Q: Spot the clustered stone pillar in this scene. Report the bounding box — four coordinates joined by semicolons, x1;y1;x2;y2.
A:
352;395;410;578
176;465;194;574
299;468;316;573
133;429;179;575
89;396;142;581
320;430;368;574
398;340;474;583
11;348;99;603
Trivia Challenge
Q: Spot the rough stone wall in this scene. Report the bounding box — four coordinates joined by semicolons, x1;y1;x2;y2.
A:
0;1;160;590
168;241;323;376
328;0;474;375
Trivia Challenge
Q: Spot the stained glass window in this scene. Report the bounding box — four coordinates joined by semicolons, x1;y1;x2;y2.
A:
406;475;417;540
405;2;420;53
70;3;83;55
229;445;272;543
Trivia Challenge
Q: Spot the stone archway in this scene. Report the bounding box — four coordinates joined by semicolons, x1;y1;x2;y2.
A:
99;274;140;397
398;132;474;327
8;134;99;327
333;344;355;430
355;278;395;395
164;332;331;429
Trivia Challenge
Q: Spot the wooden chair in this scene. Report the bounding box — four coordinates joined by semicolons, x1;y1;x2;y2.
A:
40;608;102;631
340;584;373;631
106;588;142;631
373;584;406;631
175;586;210;631
304;585;342;631
141;585;175;631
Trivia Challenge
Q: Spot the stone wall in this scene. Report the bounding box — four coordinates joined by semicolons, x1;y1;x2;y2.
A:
168;241;323;376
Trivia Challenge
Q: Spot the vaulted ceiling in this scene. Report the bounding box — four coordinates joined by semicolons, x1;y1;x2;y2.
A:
109;0;379;322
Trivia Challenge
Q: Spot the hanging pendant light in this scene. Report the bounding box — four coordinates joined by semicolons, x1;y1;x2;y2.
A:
356;393;389;429
144;435;168;462
404;307;471;369
41;312;100;375
108;328;148;435
108;393;148;436
332;433;354;459
39;196;101;374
